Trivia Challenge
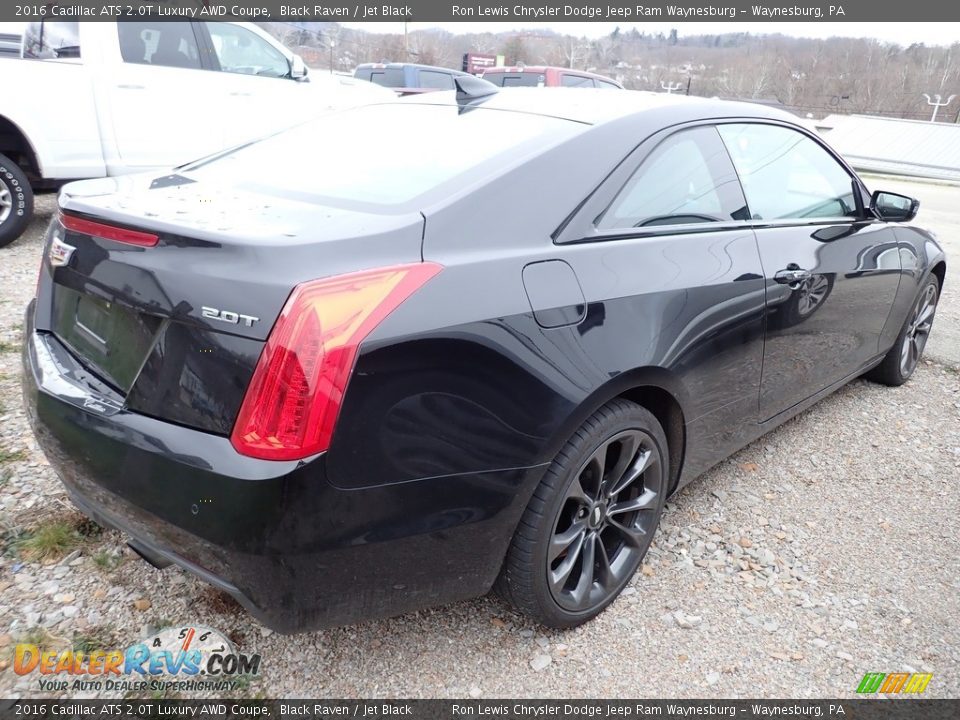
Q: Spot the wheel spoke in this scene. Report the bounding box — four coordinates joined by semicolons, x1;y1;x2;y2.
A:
549;522;586;563
900;336;911;369
594;538;615;590
607;517;646;548
566;475;592;505
549;530;586;591
569;533;597;606
603;432;640;490
608;488;658;516
608;449;654;498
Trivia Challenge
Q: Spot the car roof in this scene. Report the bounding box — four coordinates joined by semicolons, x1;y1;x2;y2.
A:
402;87;800;127
356;62;470;75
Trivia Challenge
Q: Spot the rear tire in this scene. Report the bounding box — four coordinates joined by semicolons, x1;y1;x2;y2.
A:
867;275;939;386
0;153;33;249
498;399;668;628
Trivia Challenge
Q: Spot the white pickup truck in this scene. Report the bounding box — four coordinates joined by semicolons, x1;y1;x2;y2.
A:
0;19;392;247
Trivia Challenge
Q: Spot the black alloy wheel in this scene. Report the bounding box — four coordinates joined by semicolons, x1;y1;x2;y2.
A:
867;275;940;386
498;399;668;627
899;281;938;378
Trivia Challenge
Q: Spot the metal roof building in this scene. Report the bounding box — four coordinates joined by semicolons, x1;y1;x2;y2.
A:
816;114;960;181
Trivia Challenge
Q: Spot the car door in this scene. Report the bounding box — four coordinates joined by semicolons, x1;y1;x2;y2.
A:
105;22;227;169
716;122;902;420
198;22;309;147
556;125;767;474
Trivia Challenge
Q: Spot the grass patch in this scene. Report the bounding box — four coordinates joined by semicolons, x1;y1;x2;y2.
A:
91;549;121;572
19;626;62;651
72;626;116;654
0;340;20;354
17;519;82;562
0;447;27;465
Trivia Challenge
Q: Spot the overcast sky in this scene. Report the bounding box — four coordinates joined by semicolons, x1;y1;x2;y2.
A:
341;22;958;46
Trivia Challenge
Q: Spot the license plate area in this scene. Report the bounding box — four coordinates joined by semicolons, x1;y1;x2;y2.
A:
51;286;162;393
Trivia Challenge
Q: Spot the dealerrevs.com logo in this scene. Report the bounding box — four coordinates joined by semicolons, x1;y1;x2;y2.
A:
14;625;261;693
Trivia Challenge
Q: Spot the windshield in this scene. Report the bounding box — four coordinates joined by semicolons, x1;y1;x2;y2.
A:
184;103;580;209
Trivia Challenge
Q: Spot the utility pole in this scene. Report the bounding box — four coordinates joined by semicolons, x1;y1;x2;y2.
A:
660;80;682;94
404;21;408;61
922;93;956;122
329;40;335;74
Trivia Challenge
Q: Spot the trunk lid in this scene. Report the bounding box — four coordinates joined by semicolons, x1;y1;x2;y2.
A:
35;173;425;435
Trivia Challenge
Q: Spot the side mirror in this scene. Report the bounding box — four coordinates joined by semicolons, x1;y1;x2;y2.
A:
871;190;919;222
290;54;308;81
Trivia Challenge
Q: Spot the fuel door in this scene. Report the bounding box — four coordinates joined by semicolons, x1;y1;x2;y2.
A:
522;259;586;329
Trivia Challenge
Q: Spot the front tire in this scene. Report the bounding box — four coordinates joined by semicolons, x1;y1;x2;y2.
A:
0;153;33;249
867;275;940;386
498;399;668;628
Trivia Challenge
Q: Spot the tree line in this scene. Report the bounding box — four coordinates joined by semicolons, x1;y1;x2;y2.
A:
263;22;960;122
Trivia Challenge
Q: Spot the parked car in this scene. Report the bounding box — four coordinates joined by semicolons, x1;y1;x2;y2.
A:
482;65;623;89
0;20;393;248
354;62;473;95
23;84;945;633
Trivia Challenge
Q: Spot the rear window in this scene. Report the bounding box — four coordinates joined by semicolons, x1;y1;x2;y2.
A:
22;21;80;59
368;68;405;88
483;72;544;87
184;104;579;207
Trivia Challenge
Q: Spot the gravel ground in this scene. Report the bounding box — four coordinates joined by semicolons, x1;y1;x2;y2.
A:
0;182;957;700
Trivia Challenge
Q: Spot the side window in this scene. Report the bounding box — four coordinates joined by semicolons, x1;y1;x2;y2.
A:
369;68;406;88
206;23;289;78
117;22;201;69
419;70;456;90
717;123;857;221
23;22;80;59
597;126;749;230
597;80;621;90
561;74;595;88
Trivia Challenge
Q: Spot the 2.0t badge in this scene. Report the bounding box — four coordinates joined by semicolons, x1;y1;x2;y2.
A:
202;306;259;327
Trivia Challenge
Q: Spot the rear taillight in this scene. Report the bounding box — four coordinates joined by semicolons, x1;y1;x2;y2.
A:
60;212;159;247
230;262;442;461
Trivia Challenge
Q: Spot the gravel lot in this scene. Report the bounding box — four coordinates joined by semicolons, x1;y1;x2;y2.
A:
0;179;957;699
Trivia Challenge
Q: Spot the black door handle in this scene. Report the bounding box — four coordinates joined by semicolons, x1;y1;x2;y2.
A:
774;268;812;284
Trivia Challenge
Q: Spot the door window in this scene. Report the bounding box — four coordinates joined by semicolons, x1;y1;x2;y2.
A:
206;22;289;78
117;22;201;69
369;68;406;88
561;74;595;88
717;123;858;221
597;79;621;90
419;70;456;90
597;126;749;230
22;21;80;59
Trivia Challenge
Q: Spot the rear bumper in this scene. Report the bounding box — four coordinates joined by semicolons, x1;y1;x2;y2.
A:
21;302;543;632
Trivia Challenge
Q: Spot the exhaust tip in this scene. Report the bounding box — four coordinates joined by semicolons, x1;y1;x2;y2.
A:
127;541;172;570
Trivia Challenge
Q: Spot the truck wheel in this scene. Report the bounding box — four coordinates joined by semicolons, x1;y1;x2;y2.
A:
0;153;34;249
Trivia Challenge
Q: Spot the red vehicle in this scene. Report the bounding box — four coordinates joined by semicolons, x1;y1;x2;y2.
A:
481;66;623;89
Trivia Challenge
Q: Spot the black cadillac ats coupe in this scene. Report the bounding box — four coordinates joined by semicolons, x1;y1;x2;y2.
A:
22;82;946;632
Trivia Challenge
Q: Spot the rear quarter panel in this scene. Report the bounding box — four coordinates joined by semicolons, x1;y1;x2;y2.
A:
326;108;770;491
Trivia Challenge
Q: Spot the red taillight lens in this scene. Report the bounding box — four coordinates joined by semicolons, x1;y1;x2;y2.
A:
230;262;442;461
60;212;159;247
